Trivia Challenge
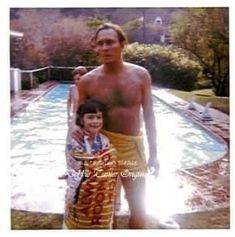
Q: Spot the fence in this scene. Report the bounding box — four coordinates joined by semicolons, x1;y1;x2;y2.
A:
10;68;21;92
17;65;96;90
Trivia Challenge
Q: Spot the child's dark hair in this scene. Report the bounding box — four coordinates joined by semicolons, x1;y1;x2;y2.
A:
76;100;105;127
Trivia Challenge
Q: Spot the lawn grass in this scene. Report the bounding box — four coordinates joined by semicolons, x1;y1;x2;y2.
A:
166;88;229;114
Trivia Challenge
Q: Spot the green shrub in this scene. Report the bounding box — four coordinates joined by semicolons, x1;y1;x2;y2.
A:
80;50;99;66
124;43;203;91
21;79;31;90
35;71;48;84
49;68;73;81
21;73;38;90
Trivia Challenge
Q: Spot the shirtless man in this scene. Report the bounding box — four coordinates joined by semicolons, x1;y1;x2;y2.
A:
74;23;159;229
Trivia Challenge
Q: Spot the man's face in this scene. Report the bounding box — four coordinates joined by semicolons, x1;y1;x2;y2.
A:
95;29;123;64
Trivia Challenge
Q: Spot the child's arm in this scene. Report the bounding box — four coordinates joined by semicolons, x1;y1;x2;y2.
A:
67;137;85;159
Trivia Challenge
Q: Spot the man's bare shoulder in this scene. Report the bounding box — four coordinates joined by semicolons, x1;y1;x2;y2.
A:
125;62;149;74
124;62;150;79
80;66;102;83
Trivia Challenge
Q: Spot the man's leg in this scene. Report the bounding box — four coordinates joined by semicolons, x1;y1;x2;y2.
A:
115;176;122;211
121;176;146;229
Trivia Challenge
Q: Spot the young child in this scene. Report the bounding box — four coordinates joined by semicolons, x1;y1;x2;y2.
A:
67;66;88;128
66;99;110;172
63;100;117;229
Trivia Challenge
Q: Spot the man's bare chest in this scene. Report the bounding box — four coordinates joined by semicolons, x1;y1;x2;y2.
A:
87;79;142;107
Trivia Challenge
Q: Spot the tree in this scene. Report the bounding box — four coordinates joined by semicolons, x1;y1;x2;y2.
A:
44;17;94;66
10;9;62;69
169;8;229;96
10;9;95;68
86;16;110;29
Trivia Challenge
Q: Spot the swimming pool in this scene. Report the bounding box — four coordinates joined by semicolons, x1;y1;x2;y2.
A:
150;96;227;170
11;84;227;213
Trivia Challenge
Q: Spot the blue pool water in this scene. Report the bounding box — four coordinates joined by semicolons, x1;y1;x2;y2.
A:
11;84;227;213
150;96;227;170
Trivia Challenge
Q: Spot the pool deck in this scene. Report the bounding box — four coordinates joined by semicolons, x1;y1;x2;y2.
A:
10;81;230;229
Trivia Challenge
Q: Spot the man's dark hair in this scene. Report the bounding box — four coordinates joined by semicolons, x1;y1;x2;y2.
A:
93;23;128;45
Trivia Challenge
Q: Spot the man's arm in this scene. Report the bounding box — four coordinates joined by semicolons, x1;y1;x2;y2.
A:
141;69;159;176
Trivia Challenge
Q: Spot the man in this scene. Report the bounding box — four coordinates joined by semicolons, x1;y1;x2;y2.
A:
74;23;159;229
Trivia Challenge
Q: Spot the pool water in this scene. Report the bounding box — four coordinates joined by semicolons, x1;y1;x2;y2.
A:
150;96;227;170
11;84;227;213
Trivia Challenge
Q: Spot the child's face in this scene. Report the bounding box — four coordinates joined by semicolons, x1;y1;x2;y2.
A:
73;74;81;86
82;112;103;135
